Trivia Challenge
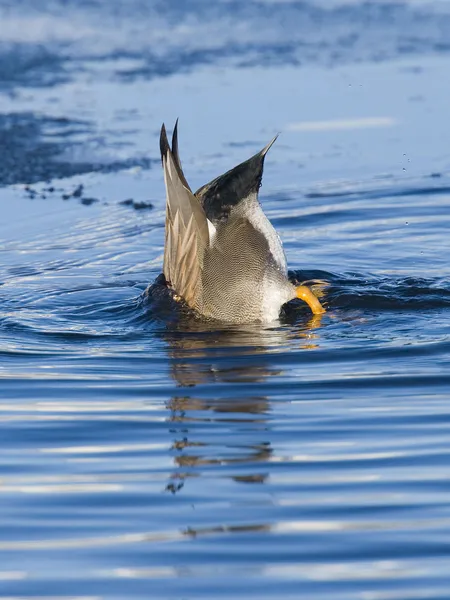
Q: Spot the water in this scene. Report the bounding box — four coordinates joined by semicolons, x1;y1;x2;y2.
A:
1;1;450;598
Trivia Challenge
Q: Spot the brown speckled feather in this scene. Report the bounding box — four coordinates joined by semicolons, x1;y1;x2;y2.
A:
160;124;209;309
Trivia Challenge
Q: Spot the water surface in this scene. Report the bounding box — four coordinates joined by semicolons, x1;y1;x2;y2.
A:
1;1;450;598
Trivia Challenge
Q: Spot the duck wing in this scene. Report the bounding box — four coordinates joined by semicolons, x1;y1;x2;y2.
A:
160;123;210;310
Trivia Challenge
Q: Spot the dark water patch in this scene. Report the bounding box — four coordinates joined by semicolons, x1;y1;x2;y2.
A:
0;112;154;186
62;184;84;199
120;198;155;210
6;265;41;278
114;48;225;81
0;42;68;90
80;197;99;205
0;113;92;185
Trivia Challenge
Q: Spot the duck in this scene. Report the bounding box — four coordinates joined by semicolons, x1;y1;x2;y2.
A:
159;121;325;324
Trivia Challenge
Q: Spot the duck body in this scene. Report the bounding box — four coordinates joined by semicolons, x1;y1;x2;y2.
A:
198;193;294;323
160;122;324;324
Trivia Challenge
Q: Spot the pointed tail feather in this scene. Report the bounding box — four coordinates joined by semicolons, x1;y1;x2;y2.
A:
160;123;209;310
195;134;279;223
171;119;192;192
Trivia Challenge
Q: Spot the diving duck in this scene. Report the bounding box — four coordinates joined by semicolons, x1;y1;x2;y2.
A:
159;121;325;324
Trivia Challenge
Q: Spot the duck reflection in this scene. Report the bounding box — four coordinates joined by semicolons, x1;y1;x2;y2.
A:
159;315;323;494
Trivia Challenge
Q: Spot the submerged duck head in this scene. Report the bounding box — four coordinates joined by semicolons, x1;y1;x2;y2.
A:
159;121;325;324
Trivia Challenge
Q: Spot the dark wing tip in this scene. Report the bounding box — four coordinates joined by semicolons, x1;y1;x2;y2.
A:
260;133;279;158
160;123;170;164
171;118;180;165
172;118;179;145
168;119;192;192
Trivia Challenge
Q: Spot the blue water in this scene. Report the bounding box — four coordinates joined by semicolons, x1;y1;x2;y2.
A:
1;1;450;598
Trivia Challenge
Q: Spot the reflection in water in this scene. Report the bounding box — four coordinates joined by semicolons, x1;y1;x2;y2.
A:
161;317;323;495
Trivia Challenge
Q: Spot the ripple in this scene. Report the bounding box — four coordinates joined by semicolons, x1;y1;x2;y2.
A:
1;11;450;597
